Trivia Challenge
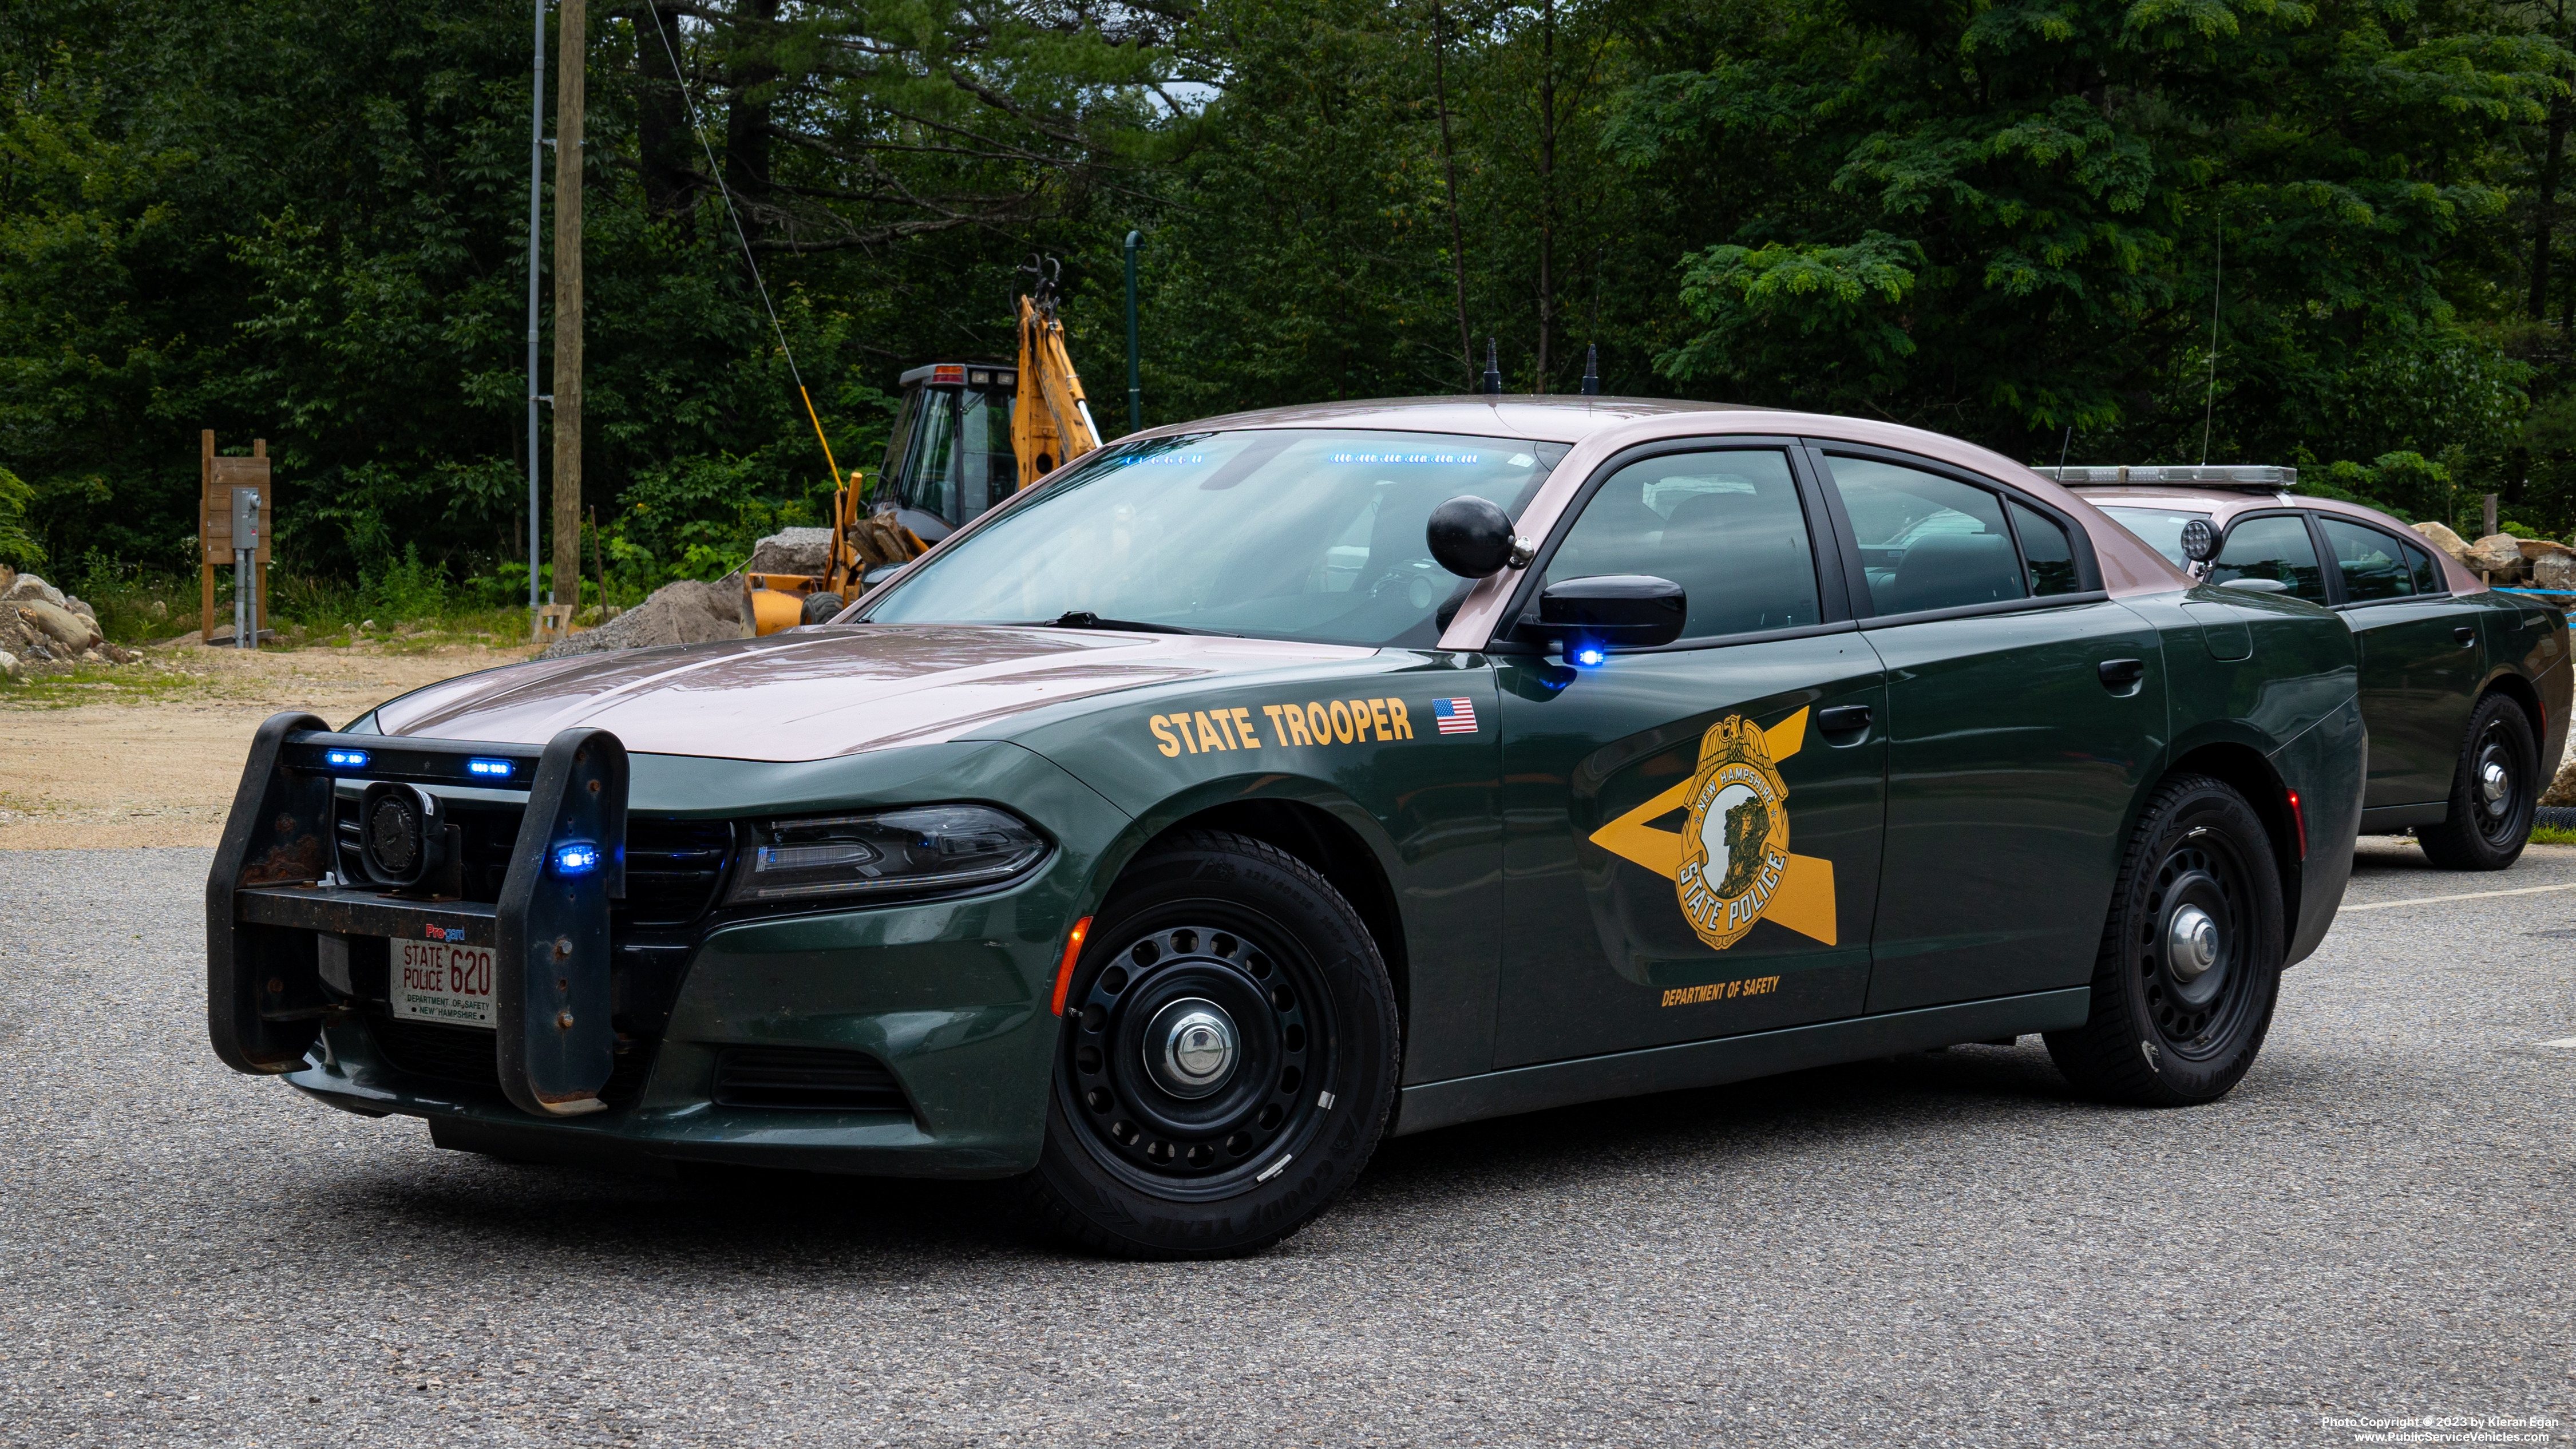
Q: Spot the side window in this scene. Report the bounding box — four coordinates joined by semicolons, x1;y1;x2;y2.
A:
2209;515;2328;603
2318;518;2415;604
1544;449;1822;640
1827;457;2024;615
2404;540;2447;596
2008;500;2081;596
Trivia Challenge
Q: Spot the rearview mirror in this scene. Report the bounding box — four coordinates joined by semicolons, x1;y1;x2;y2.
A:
1427;496;1528;579
1529;575;1687;654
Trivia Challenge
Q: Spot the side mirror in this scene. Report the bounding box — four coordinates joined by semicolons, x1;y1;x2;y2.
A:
2218;576;2289;594
1427;496;1530;579
1530;575;1687;654
2181;518;2219;563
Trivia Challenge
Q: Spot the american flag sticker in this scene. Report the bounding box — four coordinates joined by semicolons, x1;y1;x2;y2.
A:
1432;698;1479;735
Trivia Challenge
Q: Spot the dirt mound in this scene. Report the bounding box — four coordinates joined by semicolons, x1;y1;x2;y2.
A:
745;528;833;577
536;577;746;660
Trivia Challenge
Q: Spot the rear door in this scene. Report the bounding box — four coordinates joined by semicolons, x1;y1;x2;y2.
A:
1810;446;2168;1015
2314;514;2480;808
1491;441;1887;1067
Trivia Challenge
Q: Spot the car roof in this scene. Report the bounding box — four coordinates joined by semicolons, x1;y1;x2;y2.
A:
2078;486;2486;594
1150;394;1763;444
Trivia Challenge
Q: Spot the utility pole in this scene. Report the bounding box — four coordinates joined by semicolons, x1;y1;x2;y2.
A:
525;0;546;627
551;0;585;612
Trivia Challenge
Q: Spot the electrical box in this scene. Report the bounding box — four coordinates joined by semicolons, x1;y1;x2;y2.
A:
231;486;263;553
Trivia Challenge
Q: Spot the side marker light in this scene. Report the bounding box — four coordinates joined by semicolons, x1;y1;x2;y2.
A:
1050;916;1093;1016
552;842;602;876
324;749;370;769
2284;787;2308;860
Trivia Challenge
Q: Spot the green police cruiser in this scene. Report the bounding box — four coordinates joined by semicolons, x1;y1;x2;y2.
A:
208;397;2368;1257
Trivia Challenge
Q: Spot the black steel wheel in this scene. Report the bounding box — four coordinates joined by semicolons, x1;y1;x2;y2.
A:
2417;692;2538;872
1024;829;1398;1258
2045;773;2284;1106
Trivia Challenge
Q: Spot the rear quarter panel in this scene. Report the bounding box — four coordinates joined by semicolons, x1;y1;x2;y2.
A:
2122;585;2363;966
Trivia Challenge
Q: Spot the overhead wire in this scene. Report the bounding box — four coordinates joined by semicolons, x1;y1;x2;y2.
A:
642;2;847;491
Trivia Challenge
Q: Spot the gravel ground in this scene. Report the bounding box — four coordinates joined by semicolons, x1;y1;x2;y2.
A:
1;840;2569;1447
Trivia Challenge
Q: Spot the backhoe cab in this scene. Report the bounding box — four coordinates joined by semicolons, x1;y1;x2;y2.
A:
743;258;1103;636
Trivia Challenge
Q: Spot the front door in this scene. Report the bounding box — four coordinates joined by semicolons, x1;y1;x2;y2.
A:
1811;448;2169;1015
1493;444;1888;1068
2314;515;2480;807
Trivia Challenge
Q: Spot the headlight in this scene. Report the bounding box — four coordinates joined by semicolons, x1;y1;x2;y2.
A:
725;805;1048;905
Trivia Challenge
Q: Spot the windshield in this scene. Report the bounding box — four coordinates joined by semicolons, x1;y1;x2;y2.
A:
860;429;1567;646
2098;506;2213;568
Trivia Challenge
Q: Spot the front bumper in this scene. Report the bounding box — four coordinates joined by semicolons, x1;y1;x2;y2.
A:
215;718;1124;1177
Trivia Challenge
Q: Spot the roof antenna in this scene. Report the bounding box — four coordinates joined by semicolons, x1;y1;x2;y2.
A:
1581;343;1600;397
2057;423;2073;473
1482;339;1502;396
2200;212;2222;466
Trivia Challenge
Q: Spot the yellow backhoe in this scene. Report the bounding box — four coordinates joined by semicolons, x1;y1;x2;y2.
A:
745;259;1103;634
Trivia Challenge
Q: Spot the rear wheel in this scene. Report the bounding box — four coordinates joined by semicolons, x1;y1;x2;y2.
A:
801;591;846;625
1024;830;1398;1258
2416;692;2537;871
2045;774;2283;1106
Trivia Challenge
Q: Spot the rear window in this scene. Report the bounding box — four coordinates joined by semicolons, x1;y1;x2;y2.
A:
2098;506;2210;569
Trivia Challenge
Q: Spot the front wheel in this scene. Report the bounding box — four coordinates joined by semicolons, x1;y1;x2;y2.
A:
1023;830;1399;1258
2416;692;2538;872
2045;774;2284;1106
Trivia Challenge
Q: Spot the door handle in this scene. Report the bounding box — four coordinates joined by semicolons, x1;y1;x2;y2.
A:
2098;658;2146;689
1817;704;1872;735
2454;625;2477;645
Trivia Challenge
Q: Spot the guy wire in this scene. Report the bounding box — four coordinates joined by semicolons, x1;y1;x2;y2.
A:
643;3;845;490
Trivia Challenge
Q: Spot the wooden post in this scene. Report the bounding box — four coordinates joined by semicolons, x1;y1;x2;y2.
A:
253;438;269;632
199;431;216;643
550;0;585;612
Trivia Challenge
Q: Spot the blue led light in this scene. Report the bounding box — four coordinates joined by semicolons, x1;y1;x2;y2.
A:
466;758;513;778
1572;644;1607;668
324;749;370;769
552;842;602;876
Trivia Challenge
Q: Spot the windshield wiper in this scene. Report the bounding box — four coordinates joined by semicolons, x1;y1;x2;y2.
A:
1034;611;1233;637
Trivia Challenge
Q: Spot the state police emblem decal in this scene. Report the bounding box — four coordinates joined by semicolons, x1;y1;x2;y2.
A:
1674;715;1792;952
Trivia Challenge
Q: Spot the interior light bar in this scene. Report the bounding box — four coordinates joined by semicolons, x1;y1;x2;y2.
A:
2038;464;2298;488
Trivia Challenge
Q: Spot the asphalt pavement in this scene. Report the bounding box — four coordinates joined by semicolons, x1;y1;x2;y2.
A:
1;840;2569;1447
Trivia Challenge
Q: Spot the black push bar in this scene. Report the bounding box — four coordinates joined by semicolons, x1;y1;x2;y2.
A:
206;712;630;1118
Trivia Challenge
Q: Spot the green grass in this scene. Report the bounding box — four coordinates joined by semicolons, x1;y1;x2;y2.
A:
0;659;205;708
2530;825;2576;846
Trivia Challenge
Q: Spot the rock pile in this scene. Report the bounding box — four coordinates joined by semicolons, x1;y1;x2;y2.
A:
535;576;748;661
2412;522;2576;590
0;567;138;677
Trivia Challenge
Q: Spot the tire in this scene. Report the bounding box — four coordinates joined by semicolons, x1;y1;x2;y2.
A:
2044;774;2284;1107
2416;692;2538;872
801;591;846;626
1023;829;1399;1258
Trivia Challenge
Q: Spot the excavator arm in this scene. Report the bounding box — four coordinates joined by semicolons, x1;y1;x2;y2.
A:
1012;291;1102;489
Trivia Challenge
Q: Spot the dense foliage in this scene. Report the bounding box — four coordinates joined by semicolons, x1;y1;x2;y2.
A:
7;0;2576;619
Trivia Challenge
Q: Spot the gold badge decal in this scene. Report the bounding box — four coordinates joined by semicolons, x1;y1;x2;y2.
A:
1673;716;1792;951
1586;707;1838;949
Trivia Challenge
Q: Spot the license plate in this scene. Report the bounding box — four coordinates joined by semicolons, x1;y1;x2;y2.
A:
389;937;496;1028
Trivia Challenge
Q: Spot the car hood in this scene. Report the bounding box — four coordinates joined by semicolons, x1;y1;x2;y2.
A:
369;624;1372;762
